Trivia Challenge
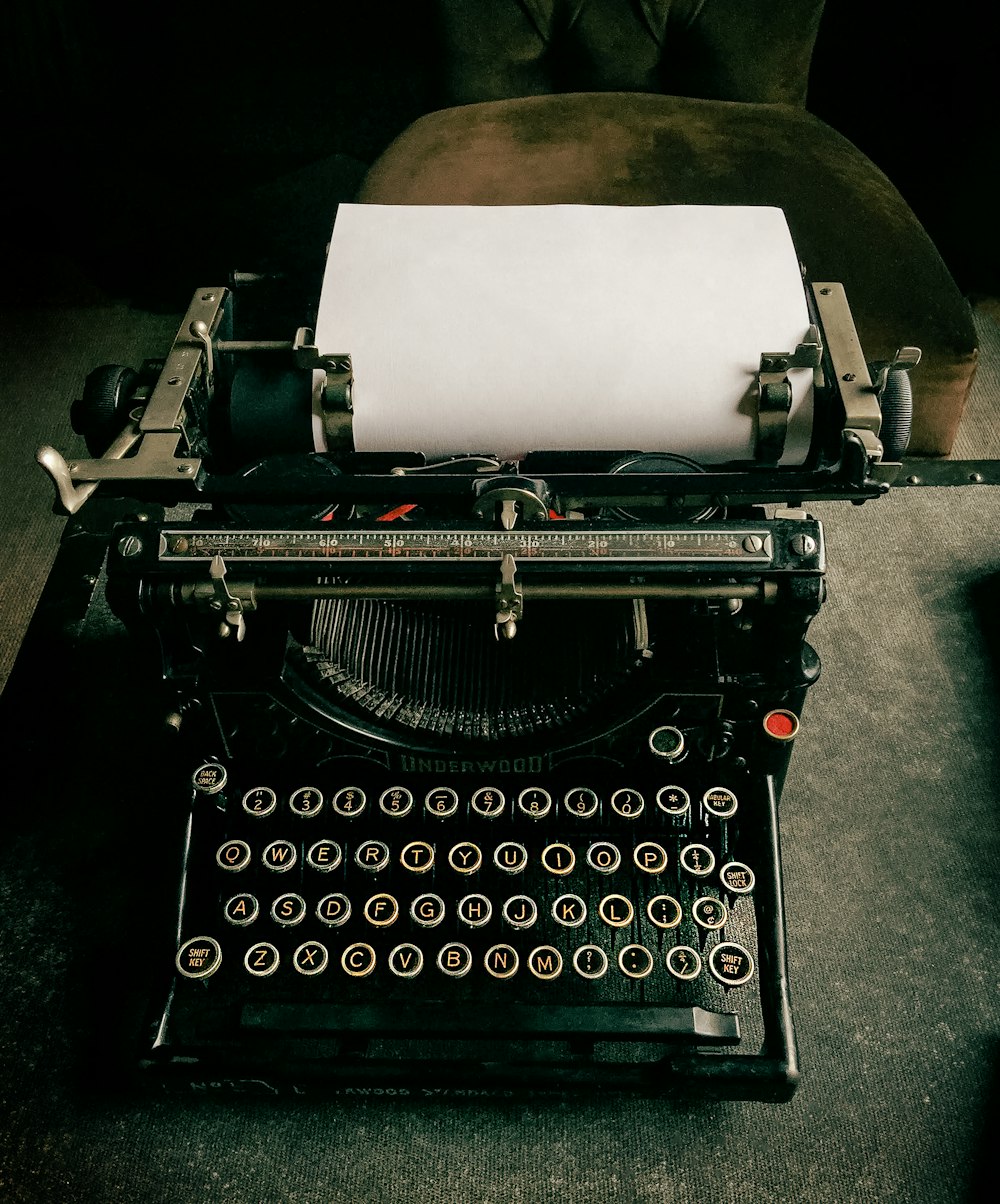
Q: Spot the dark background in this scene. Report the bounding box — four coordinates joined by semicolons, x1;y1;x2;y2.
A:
2;1;995;307
2;6;998;1202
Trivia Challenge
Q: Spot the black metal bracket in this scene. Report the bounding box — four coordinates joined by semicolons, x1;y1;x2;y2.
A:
896;459;1000;487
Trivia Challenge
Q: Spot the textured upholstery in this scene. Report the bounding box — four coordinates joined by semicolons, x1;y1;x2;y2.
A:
433;0;827;106
358;2;977;455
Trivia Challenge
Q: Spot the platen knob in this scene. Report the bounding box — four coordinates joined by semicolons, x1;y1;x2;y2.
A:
71;364;138;456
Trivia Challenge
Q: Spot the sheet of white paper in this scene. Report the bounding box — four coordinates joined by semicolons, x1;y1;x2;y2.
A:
315;204;814;464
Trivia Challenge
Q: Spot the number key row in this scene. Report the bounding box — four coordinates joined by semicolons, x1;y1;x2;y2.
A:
236;784;739;821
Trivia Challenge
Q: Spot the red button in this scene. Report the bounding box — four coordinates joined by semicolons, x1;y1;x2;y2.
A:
763;709;799;740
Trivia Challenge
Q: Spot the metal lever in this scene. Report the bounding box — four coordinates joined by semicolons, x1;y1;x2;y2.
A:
209;555;247;641
495;553;522;640
756;326;823;462
189;320;215;384
37;419;143;515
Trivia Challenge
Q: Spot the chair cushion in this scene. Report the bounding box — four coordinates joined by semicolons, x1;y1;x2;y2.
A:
358;92;977;455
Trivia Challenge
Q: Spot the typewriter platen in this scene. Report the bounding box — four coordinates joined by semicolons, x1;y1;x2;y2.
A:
37;276;917;1101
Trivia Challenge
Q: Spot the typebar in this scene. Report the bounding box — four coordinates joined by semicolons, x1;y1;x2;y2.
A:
241;1003;740;1043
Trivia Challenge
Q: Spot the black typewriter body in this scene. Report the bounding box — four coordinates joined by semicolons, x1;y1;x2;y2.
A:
34;275;915;1100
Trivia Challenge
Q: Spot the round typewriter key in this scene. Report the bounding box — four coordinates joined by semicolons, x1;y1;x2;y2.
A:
610;788;645;819
540;842;576;876
271;893;307;927
471;787;506;818
244;942;280;977
192;762;227;795
388;943;424;978
411;892;446;928
355;840;390;873
572;945;609;980
692;896;728;931
485;944;519;979
720;861;756;895
563;787;599;819
379;787;413;817
262;839;297;872
708;941;755;987
342;942;377;978
332;786;366;817
517;787;553;819
400;840;435;873
502;894;538;930
216;840;251;872
679;843;716;878
425;787;460;818
648;725;685;761
702;786;738;819
176;936;222;979
527;946;563;981
763;708;799;742
437;942;473;978
224;894;259;926
618;944;655;980
306;839;342;872
457;893;492;927
494;841;528;874
633;841;668;874
293;941;329;976
242;787;277;817
316;893;351;926
586;841;621;874
447;841;483;874
665;944;702;981
597;894;634;928
363;892;399;927
656;785;691;817
551;893;587;927
289;786;323;817
647;895;683;929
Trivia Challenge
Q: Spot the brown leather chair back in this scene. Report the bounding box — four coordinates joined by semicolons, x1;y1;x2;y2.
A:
434;0;827;107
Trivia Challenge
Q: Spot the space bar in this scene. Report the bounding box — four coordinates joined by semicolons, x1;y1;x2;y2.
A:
241;1002;740;1044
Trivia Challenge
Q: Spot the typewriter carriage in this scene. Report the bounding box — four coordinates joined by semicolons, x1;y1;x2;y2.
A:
42;277;917;521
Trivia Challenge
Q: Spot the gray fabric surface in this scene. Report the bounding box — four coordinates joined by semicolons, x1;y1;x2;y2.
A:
1;301;998;1203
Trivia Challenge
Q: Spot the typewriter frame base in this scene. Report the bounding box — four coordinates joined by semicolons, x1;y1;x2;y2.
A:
3;489;811;1106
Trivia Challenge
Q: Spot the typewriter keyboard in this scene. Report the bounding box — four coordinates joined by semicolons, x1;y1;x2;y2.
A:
175;763;767;1040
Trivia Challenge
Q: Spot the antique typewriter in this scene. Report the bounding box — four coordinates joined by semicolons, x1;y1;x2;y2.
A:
36;269;917;1101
